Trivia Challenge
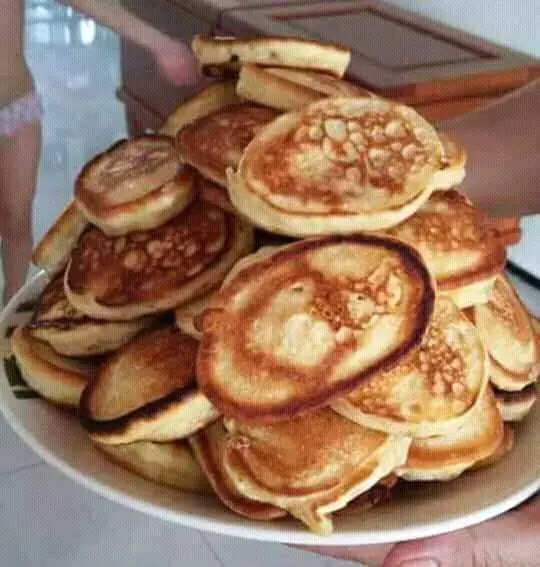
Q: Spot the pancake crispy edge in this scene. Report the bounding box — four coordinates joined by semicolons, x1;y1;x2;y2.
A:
197;234;435;423
493;384;537;422
79;325;220;444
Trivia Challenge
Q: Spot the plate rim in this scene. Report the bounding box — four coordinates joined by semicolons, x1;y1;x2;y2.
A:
0;271;538;546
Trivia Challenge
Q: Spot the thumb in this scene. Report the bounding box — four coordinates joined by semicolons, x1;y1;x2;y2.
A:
382;497;539;567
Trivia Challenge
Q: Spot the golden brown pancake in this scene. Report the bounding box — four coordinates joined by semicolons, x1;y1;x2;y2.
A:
222;408;411;535
174;294;211;341
189;421;287;521
10;326;99;407
79;325;220;444
493;385;537;422
469;275;539;391
193;171;235;214
32;201;88;276
396;387;504;481
192;36;351;79
65;200;253;321
176;104;280;187
470;424;515;470
385;190;507;308
431;133;467;190
95;439;212;494
27;274;154;357
197;235;435;422
236;64;374;111
489;216;522;247
332;297;489;438
159;80;241;137
228;97;452;236
75;136;194;235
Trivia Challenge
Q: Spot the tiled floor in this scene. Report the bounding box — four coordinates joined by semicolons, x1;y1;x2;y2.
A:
0;2;538;566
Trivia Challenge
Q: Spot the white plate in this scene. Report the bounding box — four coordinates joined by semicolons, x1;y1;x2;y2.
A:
0;271;539;546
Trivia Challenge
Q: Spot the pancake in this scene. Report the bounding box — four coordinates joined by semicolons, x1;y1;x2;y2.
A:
385;190;507;308
189;421;287;521
489;216;522;246
197;234;435;422
192;36;351;79
332;297;489;438
228;97;451;236
27;274;154;357
236;64;374;111
396;387;504;482
193;171;235;214
176;103;280;187
430;133;467;190
10;326;99;407
159;80;240;137
469;275;539;391
470;424;515;470
65;200;254;321
75;136;194;236
79;325;220;444
95;439;212;494
222;408;411;535
174;294;211;341
32;201;88;276
494;385;537;422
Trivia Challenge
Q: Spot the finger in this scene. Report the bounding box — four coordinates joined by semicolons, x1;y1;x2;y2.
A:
293;543;394;566
383;499;540;567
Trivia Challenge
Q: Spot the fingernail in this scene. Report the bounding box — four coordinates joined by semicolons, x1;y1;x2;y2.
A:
397;559;440;567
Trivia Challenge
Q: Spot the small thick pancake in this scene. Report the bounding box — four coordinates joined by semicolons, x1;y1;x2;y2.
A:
228;97;448;236
396;388;504;482
176;103;279;187
222;408;411;535
332;297;489;438
494;385;537;422
174;294;211;341
75;136;194;235
95;439;212;494
431;133;467;190
470;275;539;390
197;235;435;422
32;201;88;276
193;171;235;214
189;421;286;520
385;190;507;308
236;64;374;111
489;216;522;246
192;36;351;79
10;326;99;407
79;326;220;444
65;200;254;321
159;80;240;137
27;274;153;357
470;424;515;470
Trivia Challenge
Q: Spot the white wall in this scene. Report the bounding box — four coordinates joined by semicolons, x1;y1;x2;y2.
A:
383;0;540;57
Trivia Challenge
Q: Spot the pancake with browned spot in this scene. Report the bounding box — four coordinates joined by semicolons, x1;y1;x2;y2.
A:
189;421;287;521
222;408;410;535
176;104;279;187
65;200;253;321
197;235;435;422
396;387;504;482
75;136;194;235
11;326;100;407
27;274;154;357
228;97;453;236
192;36;351;79
332;297;489;438
32;201;88;276
385;190;507;308
79;325;220;444
469;275;539;391
193;171;235;214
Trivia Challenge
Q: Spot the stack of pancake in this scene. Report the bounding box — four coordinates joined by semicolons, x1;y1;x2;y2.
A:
10;35;538;535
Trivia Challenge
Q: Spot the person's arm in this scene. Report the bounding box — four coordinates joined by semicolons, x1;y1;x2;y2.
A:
57;0;199;85
439;78;540;218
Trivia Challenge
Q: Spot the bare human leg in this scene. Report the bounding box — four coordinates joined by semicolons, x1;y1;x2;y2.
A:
0;117;42;303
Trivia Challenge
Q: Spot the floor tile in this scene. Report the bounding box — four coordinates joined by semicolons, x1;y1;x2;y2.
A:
0;463;223;567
